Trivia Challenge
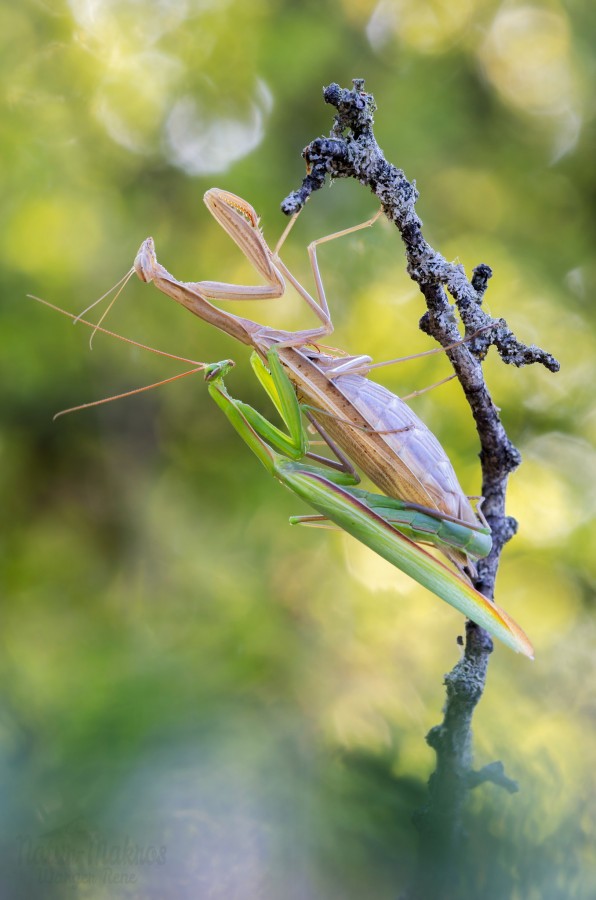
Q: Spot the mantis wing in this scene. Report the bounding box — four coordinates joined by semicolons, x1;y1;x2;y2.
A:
279;461;533;658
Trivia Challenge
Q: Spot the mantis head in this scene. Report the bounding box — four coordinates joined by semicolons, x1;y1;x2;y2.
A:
203;359;235;383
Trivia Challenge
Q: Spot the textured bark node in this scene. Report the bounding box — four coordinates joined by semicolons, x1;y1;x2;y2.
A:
281;79;559;887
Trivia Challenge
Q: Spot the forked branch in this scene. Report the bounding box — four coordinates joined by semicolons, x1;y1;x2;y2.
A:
281;79;559;882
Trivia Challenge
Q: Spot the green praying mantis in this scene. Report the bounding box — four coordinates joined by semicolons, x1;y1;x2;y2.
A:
200;350;531;657
130;189;532;657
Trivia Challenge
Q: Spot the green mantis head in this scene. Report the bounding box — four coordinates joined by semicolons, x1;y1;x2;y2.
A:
203;359;235;383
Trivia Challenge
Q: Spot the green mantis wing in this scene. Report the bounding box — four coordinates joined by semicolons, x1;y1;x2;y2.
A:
289;486;492;560
280;462;532;657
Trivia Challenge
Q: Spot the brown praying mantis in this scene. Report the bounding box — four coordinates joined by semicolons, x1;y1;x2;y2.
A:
127;189;531;656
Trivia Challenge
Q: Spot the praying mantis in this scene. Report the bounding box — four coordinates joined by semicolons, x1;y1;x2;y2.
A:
196;352;530;656
125;189;532;657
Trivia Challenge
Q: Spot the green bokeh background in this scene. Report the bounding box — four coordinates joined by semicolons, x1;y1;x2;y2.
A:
1;1;594;897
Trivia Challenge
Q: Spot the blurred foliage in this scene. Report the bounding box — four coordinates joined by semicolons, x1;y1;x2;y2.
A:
0;0;594;897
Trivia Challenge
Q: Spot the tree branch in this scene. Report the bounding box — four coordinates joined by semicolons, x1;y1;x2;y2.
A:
281;79;559;889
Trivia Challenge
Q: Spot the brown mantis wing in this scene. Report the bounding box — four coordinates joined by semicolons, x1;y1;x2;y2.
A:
276;347;479;573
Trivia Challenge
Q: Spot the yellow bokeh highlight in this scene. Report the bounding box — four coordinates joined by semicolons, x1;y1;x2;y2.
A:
365;0;476;54
509;460;576;546
2;196;102;275
498;556;581;649
509;435;596;545
430;167;508;233
93;51;184;153
518;716;592;838
480;6;578;116
344;533;418;596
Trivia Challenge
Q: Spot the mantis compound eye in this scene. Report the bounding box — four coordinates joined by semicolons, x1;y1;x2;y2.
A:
204;359;235;383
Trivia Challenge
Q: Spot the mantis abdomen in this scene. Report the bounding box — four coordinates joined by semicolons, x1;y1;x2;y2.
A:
331;373;478;525
277;347;478;527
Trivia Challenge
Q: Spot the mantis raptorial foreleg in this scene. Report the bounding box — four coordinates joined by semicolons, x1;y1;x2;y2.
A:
203;348;531;658
191;190;380;315
138;198;376;359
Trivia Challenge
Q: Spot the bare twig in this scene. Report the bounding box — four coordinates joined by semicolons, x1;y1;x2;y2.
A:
281;79;559;891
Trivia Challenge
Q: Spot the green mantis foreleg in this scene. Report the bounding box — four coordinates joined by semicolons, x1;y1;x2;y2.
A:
204;350;532;657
